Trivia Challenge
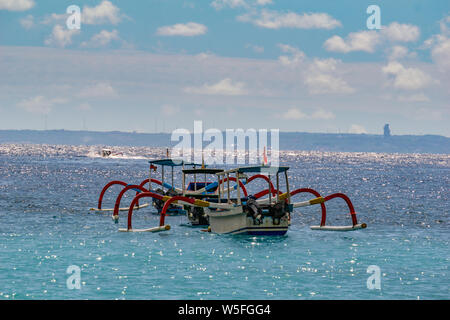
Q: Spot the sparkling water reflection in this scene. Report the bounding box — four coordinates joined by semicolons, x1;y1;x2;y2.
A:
0;145;448;299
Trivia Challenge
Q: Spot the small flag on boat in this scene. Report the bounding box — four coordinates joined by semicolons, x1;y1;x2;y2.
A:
263;146;268;165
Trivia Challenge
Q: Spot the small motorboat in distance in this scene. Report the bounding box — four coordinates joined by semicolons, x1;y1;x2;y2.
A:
101;149;112;157
101;148;124;158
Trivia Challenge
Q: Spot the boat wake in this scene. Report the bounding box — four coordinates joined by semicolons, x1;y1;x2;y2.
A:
85;150;148;160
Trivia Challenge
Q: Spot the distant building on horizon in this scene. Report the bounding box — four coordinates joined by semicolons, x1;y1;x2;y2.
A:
384;124;391;138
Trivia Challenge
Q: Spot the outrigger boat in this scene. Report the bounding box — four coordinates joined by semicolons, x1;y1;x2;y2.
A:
180;166;290;235
180;166;279;227
207;166;291;235
119;164;367;234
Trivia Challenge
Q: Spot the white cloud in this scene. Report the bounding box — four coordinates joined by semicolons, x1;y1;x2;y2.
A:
17;96;67;114
39;7;121;28
245;43;264;53
184;78;248;96
156;22;207;36
195;52;215;60
324;22;420;54
381;22;420;43
78;83;118;98
238;9;341;30
40;13;67;25
310;108;336;120
439;15;450;35
310;58;338;72
0;0;34;11
211;0;247;10
211;0;272;10
324;31;380;53
279;108;307;120
276;44;354;95
255;0;272;5
305;73;355;94
277;44;305;66
19;14;34;29
82;0;122;25
278;107;335;120
305;58;355;94
349;124;367;134
387;45;416;61
382;61;433;90
81;29;120;47
431;37;450;70
424;16;450;71
44;25;79;48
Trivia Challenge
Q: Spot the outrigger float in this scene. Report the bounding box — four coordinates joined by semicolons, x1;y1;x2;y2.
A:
92;159;367;235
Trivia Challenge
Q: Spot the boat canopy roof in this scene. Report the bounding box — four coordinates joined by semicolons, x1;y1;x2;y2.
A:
218;165;289;175
149;158;203;167
182;168;224;175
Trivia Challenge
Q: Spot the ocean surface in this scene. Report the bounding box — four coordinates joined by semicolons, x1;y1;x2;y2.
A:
0;144;448;300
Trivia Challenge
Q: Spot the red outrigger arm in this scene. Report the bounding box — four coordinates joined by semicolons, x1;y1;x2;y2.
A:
289;188;327;226
323;193;358;226
218;176;248;197
113;185;149;218
253;188;283;199
247;174;276;196
125;193;197;230
288;188;360;227
158;196;195;226
98;180;128;210
97;178;166;210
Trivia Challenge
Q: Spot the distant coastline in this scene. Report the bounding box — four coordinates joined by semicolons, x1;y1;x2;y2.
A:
0;129;448;154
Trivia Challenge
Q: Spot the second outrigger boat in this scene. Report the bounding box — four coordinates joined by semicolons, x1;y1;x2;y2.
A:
91;157;211;218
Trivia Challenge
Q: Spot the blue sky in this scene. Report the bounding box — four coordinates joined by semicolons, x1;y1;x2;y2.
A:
0;0;449;136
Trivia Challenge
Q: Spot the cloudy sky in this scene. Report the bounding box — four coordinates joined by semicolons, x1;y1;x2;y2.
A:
0;0;449;136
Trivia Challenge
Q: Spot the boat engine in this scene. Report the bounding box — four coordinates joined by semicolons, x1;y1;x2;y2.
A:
246;197;263;225
187;206;209;225
269;202;286;225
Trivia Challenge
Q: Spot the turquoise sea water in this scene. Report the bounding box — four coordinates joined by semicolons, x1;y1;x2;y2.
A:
0;145;448;300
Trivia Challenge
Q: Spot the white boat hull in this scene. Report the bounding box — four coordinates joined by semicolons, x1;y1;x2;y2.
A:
206;207;289;235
